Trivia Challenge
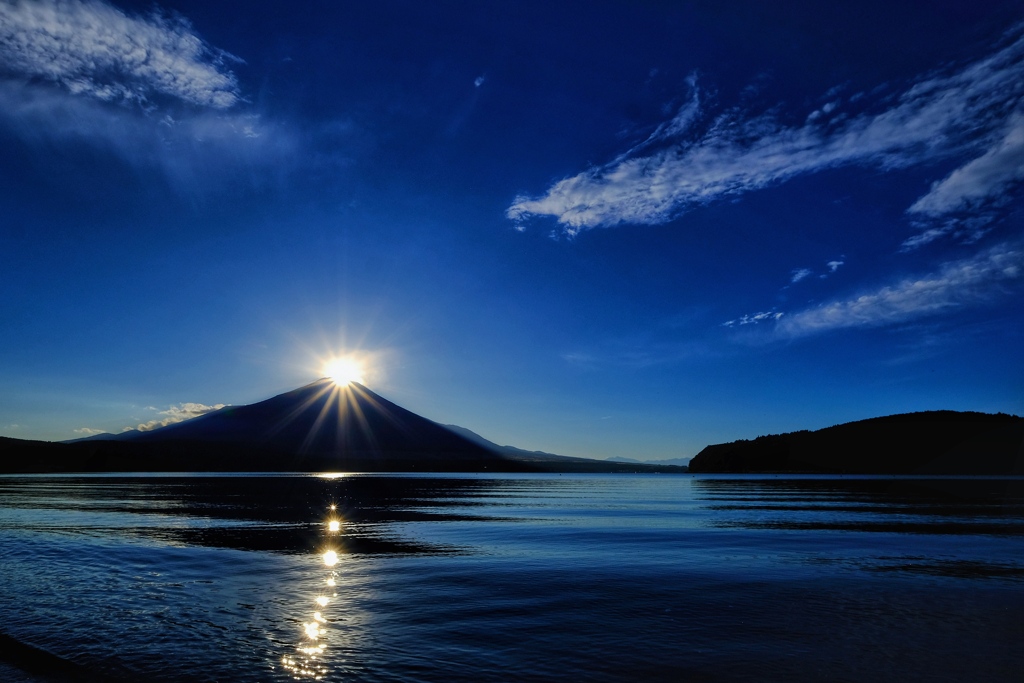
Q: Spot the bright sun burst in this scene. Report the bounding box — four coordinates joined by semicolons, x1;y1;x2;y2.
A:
323;357;365;386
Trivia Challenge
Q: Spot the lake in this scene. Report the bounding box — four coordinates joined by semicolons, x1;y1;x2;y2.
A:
1;473;1022;682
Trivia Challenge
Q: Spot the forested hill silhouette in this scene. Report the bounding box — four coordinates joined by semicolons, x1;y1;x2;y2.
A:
687;411;1024;474
0;380;682;473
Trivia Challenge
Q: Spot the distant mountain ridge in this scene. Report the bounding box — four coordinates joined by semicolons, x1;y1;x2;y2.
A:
687;411;1024;474
444;425;690;468
607;456;692;467
442;425;598;463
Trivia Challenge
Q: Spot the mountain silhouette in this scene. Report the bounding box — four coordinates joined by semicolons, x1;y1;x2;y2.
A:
124;379;490;459
0;380;685;473
90;378;512;471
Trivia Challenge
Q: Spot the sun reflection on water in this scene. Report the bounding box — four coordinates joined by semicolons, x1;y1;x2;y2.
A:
279;504;346;680
303;621;323;640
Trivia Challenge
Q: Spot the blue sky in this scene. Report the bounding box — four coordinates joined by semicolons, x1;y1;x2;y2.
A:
1;0;1022;460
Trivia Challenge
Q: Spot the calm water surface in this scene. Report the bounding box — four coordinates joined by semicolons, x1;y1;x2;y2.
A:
0;473;1022;682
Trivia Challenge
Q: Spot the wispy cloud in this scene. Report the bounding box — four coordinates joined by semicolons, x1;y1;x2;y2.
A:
0;1;308;190
73;427;106;435
0;0;240;109
130;402;226;432
723;310;783;328
508;28;1024;239
908;114;1024;217
772;241;1023;337
0;80;298;189
901;112;1024;249
786;259;845;286
790;268;812;283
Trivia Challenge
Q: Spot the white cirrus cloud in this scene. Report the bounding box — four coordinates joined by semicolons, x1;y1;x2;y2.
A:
508;28;1024;238
73;427;106;436
0;1;299;190
826;260;844;273
0;0;240;109
790;268;813;283
774;241;1023;338
900;112;1024;248
130;402;226;432
908;114;1024;217
723;310;783;328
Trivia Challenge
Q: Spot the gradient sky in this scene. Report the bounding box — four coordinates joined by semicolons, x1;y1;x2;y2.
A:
1;0;1023;461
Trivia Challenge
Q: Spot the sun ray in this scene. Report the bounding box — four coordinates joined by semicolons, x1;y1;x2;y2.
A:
300;383;341;455
339;384;379;454
350;383;406;431
263;381;336;441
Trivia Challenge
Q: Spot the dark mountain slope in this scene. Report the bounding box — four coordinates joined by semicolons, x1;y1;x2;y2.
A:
442;424;686;472
125;380;489;459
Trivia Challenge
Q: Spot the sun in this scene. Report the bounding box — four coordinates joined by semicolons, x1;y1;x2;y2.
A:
323;357;365;386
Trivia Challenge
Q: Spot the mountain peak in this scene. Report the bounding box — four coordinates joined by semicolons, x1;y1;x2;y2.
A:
34;381;677;473
125;380;494;463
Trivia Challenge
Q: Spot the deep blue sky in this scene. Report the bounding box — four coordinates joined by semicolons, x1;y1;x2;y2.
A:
1;0;1022;460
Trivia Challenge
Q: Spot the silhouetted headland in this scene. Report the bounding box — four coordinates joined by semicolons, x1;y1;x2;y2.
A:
687;411;1024;474
0;380;681;474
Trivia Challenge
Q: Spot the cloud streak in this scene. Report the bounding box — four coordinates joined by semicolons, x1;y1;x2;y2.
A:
723;310;783;328
909;114;1024;218
790;268;812;284
0;0;240;109
773;242;1023;337
508;28;1024;238
900;112;1024;248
